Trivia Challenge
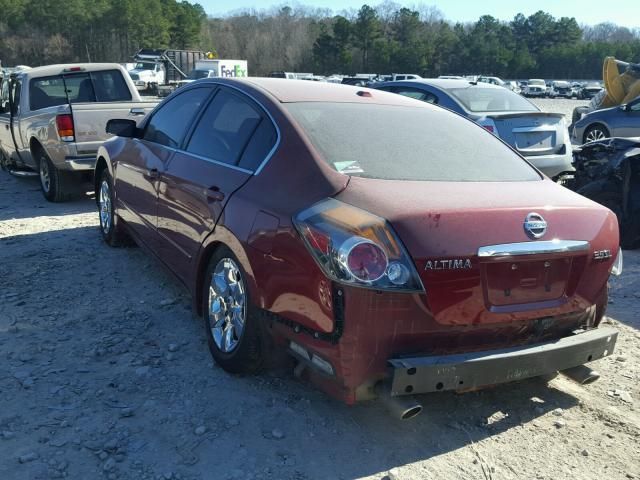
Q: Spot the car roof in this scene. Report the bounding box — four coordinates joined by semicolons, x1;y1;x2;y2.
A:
13;63;125;79
217;77;427;106
374;78;505;91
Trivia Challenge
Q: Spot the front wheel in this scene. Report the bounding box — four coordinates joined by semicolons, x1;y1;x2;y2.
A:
98;169;129;246
203;249;265;374
583;124;610;144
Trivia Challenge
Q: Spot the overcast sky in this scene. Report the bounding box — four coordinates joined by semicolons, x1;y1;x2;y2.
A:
199;0;640;28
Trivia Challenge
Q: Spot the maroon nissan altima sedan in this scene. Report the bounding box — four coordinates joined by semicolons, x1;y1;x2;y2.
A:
95;78;622;418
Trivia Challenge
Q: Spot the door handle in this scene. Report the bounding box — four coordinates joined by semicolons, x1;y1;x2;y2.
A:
205;186;224;202
129;108;146;116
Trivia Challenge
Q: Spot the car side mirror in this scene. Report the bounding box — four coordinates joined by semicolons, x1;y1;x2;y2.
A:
620;104;631;112
106;119;139;137
0;102;7;114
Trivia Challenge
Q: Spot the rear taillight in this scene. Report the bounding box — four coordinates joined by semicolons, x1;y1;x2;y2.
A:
56;114;75;142
293;198;424;292
477;118;498;137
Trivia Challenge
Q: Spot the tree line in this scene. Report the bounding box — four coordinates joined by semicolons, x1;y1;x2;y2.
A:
1;0;639;79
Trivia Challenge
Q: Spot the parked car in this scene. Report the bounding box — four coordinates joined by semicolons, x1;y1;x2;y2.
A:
372;79;574;178
0;63;158;201
571;95;640;143
549;81;573;98
524;79;547;97
96;78;620;417
571;82;583;98
392;73;421;81
477;76;507;88
340;76;369;86
578;83;603;100
507;80;522;94
566;137;640;248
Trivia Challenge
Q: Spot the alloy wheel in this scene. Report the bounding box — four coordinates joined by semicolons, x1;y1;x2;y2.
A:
208;258;246;353
585;128;607;143
39;159;50;193
99;180;112;234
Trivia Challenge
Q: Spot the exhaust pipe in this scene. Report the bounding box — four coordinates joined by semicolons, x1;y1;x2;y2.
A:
375;384;423;420
561;365;601;385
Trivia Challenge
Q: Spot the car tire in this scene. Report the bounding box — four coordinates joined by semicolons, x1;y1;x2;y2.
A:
38;152;72;202
202;247;265;374
98;168;129;247
583;124;610;144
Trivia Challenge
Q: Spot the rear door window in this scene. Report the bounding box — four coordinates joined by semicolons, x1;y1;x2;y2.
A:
393;87;438;104
143;87;211;148
238;118;277;170
186;89;263;167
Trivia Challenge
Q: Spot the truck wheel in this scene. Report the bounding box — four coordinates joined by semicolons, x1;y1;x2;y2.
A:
38;153;72;202
98;168;130;247
202;248;265;375
583;124;610;144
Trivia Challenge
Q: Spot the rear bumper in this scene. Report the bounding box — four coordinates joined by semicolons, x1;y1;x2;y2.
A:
65;155;96;171
389;327;617;396
523;148;574;179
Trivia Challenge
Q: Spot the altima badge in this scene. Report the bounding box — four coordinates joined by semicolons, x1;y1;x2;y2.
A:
524;212;547;238
425;259;472;270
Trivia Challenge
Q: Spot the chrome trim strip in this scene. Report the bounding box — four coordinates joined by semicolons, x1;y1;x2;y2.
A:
478;240;590;257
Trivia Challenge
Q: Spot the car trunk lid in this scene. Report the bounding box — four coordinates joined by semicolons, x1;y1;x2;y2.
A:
336;177;609;327
481;111;566;157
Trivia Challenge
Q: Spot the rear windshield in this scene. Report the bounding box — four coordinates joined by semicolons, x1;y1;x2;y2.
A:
285;102;540;182
29;70;131;110
187;70;210;80
447;86;538;112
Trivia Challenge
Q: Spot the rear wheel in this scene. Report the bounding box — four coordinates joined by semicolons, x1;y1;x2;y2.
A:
38;152;72;202
202;248;265;374
583;124;610;144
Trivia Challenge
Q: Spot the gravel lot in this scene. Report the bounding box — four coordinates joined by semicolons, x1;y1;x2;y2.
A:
1;97;639;480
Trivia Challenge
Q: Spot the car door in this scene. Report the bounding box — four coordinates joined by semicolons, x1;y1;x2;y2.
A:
0;77;20;164
156;86;277;282
614;97;640;137
115;87;211;252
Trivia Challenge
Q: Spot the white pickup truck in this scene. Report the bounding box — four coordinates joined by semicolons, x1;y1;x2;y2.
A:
0;63;158;201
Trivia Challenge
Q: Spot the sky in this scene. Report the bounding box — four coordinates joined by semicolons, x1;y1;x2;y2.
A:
200;0;640;28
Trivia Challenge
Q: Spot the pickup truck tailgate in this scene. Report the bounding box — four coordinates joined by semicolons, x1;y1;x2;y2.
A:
71;101;157;154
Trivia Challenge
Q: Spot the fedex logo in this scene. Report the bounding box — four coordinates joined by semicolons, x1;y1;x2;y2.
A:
220;65;247;77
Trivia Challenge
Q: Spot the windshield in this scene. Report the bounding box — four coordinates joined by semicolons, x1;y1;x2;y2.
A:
134;62;156;70
529;79;545;86
187;70;210;80
285;102;540;182
446;86;538;112
554;82;570;87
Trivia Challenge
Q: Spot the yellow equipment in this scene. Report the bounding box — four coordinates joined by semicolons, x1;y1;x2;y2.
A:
601;57;640;108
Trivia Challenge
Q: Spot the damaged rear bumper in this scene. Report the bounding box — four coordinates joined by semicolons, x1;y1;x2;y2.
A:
389;327;617;396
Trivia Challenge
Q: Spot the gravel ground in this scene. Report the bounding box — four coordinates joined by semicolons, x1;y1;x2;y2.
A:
1;140;639;478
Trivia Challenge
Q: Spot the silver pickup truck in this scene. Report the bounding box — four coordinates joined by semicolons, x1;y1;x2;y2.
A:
0;63;158;201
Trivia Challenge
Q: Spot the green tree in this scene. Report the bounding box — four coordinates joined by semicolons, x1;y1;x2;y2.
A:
353;5;381;71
